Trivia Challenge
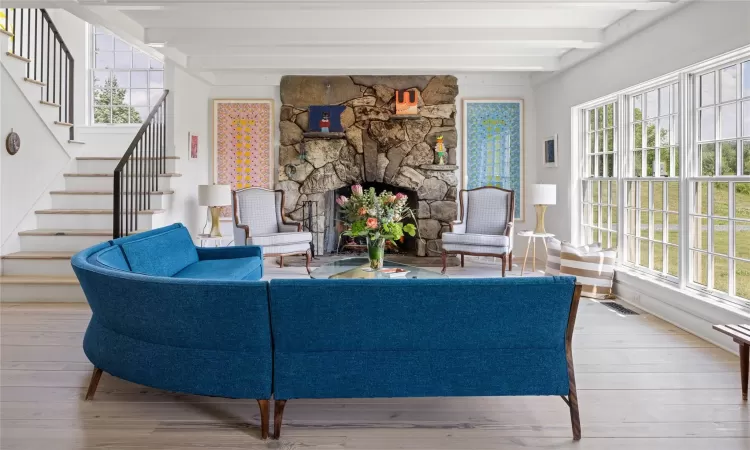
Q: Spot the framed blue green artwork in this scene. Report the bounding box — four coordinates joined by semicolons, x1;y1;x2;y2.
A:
462;99;524;220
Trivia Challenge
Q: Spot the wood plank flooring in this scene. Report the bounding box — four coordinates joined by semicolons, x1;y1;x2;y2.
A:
1;272;748;449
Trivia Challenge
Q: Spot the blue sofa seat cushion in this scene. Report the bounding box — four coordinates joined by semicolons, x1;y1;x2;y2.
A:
173;256;262;281
120;226;199;277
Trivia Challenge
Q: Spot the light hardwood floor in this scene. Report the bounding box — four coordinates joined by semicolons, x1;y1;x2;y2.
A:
1;263;748;449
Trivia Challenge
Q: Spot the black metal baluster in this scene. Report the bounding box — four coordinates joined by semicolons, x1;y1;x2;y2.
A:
45;20;50;102
69;58;74;139
58;47;62;120
25;9;30;76
63;56;68;123
51;39;56;107
12;9;17;54
34;10;37;80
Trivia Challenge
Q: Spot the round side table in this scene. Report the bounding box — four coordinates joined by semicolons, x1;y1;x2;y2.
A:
195;235;224;248
517;231;554;276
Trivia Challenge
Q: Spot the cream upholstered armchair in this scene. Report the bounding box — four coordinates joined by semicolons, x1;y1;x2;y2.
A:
232;187;313;273
441;186;515;277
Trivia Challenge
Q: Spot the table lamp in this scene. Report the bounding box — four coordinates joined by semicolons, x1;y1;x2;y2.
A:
531;184;556;234
198;184;231;237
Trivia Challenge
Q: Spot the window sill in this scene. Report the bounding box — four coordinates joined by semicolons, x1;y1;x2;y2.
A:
614;266;750;354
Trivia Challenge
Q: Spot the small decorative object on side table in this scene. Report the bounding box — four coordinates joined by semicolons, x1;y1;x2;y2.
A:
518;231;554;276
198;184;231;237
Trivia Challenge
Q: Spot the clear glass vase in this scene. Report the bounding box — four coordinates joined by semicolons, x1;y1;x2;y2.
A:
366;236;385;270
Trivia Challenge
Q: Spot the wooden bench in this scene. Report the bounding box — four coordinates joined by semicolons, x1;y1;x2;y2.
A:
712;324;749;401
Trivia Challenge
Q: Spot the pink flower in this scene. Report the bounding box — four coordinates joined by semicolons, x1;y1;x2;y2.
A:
366;217;379;229
335;195;348;206
395;192;407;200
358;207;367;216
351;184;363;196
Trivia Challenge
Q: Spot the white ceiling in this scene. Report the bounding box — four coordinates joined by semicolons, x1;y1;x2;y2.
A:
11;0;685;77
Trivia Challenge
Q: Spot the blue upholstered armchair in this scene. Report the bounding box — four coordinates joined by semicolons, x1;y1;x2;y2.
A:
232;187;313;273
441;186;515;277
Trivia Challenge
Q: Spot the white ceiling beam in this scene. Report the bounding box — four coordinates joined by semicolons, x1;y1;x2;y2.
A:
75;0;678;11
124;8;626;29
178;44;565;58
146;28;603;48
186;54;559;71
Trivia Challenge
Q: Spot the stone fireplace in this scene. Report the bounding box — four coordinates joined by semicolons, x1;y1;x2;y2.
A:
277;75;459;256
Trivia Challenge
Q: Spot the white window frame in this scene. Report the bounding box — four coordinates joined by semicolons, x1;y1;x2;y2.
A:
88;25;164;126
571;45;750;309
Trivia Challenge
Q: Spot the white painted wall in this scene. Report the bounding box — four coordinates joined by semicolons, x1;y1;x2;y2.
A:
0;66;70;251
164;62;211;236
533;1;750;242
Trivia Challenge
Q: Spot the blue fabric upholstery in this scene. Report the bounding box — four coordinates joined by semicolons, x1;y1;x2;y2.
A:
269;277;577;400
119;226;199;277
93;244;130;271
71;223;271;399
173;257;262;281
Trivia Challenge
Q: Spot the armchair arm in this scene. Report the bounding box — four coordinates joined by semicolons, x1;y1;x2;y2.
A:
279;220;302;233
449;220;466;234
505;221;515;251
197;245;263;261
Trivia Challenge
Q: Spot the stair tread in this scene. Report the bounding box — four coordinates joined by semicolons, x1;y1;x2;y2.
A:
54;121;73;127
0;29;13;38
6;52;30;63
24;77;46;86
0;275;79;285
40;100;61;108
2;251;75;260
68;140;86;144
36;209;165;214
77;156;180;160
64;172;182;177
50;190;174;195
18;229;140;237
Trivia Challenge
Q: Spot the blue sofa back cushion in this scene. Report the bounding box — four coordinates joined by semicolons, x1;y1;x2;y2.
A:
173;257;262;281
269;277;577;399
95;245;130;271
119;226;199;277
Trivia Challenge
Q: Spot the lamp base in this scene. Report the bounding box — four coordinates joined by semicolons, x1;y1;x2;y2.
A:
209;206;223;238
534;204;548;234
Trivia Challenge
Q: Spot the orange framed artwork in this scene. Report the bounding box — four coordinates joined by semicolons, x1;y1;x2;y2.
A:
212;99;274;217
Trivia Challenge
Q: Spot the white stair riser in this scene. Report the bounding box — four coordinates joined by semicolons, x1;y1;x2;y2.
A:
37;213;163;230
20;235;110;252
77;159;177;174
65;176;175;191
0;284;85;302
51;193;170;210
2;259;73;277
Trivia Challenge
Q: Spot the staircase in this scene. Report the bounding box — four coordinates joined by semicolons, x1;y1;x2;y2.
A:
0;9;179;301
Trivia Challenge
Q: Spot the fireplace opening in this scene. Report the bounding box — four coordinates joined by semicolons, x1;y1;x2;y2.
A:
324;182;419;255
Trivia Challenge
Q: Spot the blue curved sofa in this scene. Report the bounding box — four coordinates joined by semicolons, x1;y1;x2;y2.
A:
71;223;272;438
72;224;582;442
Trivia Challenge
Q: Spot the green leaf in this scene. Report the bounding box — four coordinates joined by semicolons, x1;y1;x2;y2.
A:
403;223;416;236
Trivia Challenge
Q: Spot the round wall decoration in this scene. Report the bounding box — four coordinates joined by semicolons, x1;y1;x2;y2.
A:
6;130;20;155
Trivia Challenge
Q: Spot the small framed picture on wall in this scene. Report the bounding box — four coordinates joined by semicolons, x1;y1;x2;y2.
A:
543;135;558;167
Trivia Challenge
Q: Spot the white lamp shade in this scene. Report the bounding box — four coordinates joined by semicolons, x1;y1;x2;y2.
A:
531;184;556;205
198;184;231;207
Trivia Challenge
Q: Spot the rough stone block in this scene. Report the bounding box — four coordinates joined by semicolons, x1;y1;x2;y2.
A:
430;201;458;222
280;76;363;108
421;75;459;106
280;121;304;146
417;178;448;201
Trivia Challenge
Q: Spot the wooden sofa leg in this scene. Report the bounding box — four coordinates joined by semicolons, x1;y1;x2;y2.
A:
568;391;581;440
460;254;464;267
305;249;312;275
273;400;287;439
741;342;749;401
85;367;103;401
257;400;269;440
441;251;447;274
279;256;284;268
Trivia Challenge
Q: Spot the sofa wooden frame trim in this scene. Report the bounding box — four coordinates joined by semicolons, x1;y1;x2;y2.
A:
441;186;515;277
272;283;584;441
232;187;311;274
84;367;273;439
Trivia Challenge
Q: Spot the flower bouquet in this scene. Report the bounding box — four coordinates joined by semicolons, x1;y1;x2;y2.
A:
336;184;417;270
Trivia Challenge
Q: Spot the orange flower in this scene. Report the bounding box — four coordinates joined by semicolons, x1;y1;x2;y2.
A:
358;207;367;216
366;218;378;229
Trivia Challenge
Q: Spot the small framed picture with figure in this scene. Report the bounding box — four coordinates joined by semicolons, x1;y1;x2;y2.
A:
543;135;558;168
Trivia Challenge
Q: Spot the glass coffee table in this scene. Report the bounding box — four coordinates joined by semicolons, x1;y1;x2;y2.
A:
310;257;446;279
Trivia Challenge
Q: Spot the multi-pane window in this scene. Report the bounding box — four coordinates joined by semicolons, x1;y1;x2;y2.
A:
689;59;750;301
90;26;164;124
624;83;680;278
581;102;618;248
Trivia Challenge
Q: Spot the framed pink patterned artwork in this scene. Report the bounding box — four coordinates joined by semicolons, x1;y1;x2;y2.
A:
212;99;274;218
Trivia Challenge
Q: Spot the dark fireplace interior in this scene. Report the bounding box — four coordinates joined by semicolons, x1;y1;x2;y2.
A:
325;182;419;255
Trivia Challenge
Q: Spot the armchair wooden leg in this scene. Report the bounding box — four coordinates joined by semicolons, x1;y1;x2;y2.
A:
273;400;287;440
279;256;284;268
508;251;513;269
85;367;103;401
460;254;464;267
441;251;447;274
500;254;506;277
305;249;312;275
741;342;748;401
257;399;269;439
